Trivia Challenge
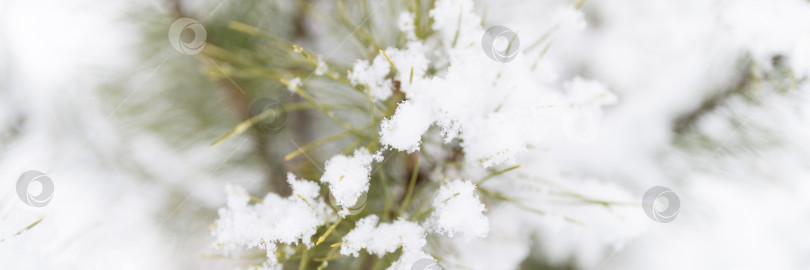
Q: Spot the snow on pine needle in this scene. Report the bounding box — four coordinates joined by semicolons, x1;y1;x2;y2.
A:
209;0;628;269
376;0;617;167
319;148;382;217
427;179;489;238
340;215;430;270
211;173;334;264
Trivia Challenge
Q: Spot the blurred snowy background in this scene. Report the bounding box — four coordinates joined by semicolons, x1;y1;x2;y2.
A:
2;0;810;269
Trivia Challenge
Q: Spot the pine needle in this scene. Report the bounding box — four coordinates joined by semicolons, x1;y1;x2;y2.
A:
249;195;263;203
316;217;343;245
210;102;313;146
0;217;44;243
316;246;341;270
451;6;463;48
383;190;395;222
409;66;414;84
297;194;312;206
228;21;264;36
479;188;586;226
282;78;357;133
411;207;433;221
477;164;522;185
284;131;351;161
400;155;420;213
380;50;398;75
575;0;587;9
441;192;461;203
298;247;309;270
313;253;344;262
480;5;488;26
530;40;554;71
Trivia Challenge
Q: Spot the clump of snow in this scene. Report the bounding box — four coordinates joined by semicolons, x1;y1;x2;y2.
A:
384;44;430;92
340;215;431;270
397;12;417;41
314;57;328;76
372;0;615;167
349;54;393;101
379;100;433;153
319;148;381;216
211;173;333;266
349;44;429;100
285;77;302;92
427;179;489;238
